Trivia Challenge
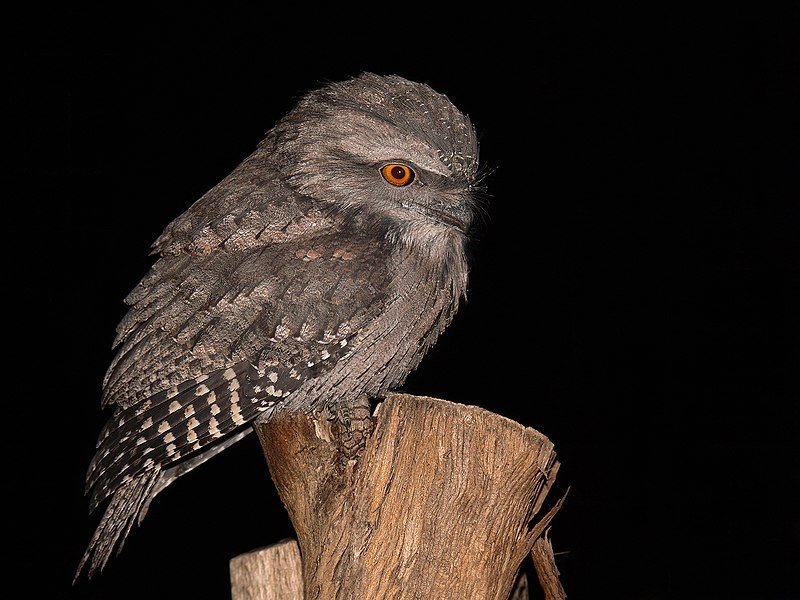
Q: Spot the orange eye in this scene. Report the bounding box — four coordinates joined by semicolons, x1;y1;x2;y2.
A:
380;163;415;187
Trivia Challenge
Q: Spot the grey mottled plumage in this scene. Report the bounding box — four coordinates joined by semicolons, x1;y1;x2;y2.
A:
78;73;481;579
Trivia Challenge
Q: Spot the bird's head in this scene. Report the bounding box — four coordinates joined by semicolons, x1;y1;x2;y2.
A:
270;73;481;251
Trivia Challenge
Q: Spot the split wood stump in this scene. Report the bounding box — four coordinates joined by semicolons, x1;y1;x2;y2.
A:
230;393;566;599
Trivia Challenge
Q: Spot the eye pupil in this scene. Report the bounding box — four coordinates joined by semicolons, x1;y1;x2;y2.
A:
381;163;415;186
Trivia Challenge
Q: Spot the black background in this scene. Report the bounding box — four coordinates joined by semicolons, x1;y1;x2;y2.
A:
13;6;798;599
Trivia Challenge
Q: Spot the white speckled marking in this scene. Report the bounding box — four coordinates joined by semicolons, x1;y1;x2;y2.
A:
168;400;181;413
231;396;244;425
135;399;152;416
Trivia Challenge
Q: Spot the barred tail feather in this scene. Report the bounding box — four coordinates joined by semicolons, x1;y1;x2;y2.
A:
75;468;160;582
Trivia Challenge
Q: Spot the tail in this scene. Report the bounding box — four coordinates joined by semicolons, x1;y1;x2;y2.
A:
74;468;160;583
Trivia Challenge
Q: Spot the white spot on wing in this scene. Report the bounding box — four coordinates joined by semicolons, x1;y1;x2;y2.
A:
230;393;244;425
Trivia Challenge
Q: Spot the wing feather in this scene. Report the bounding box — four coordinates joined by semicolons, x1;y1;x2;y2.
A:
88;219;392;515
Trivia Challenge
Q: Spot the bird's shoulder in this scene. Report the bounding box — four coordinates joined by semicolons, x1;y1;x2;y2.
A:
151;149;335;258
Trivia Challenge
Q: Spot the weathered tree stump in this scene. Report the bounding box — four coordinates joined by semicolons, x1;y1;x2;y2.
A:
230;538;304;600
230;393;565;599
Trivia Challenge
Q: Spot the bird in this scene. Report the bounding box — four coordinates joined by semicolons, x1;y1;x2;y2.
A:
77;72;482;580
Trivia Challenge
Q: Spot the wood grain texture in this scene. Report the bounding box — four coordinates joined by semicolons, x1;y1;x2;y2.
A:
230;538;303;600
246;393;563;599
531;531;567;600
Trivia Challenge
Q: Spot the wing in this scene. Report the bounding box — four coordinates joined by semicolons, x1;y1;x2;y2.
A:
87;220;392;502
80;155;393;577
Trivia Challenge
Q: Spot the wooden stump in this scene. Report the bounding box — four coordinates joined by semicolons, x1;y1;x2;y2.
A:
230;539;304;600
230;393;565;599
